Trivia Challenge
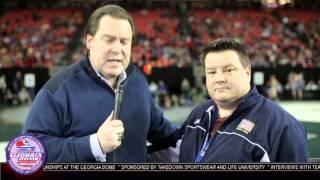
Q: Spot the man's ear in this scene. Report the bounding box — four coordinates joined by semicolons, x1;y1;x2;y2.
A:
86;34;93;49
246;65;252;79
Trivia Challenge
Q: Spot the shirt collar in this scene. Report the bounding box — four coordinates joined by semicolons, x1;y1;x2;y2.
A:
89;59;127;90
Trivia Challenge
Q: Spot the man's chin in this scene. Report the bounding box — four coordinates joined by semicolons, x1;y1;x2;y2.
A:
101;71;122;79
212;96;232;102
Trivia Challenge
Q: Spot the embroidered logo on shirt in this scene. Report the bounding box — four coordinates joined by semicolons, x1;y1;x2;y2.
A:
236;119;255;134
194;118;201;125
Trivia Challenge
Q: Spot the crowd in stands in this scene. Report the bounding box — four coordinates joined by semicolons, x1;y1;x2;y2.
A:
0;8;83;68
71;9;320;69
1;6;320;108
1;7;320;68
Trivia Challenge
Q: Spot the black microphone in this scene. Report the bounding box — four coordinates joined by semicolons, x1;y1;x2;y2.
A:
112;84;124;162
113;84;124;120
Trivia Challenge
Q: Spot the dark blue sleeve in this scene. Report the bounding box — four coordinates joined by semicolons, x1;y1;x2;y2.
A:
146;95;178;150
271;122;309;162
23;89;95;162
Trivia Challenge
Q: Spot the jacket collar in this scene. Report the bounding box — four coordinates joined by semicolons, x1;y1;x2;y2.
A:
198;86;261;131
234;86;261;114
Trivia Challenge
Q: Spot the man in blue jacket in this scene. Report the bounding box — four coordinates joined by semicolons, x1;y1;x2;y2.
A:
23;4;177;162
179;38;308;162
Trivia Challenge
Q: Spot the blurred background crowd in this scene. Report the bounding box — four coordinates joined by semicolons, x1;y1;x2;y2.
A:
1;0;320;111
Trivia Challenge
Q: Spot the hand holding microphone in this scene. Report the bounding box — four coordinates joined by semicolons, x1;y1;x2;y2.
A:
97;85;125;154
97;111;124;153
113;85;124;141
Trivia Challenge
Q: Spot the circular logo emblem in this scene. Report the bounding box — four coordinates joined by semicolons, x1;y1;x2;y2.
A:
6;135;46;175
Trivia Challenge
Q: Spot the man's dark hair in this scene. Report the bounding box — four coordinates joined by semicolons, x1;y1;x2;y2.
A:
85;4;135;39
201;38;250;67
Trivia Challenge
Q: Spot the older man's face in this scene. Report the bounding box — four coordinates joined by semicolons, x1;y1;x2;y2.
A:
86;15;132;79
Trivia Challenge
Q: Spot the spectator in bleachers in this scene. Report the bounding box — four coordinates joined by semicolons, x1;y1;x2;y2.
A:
0;8;83;67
